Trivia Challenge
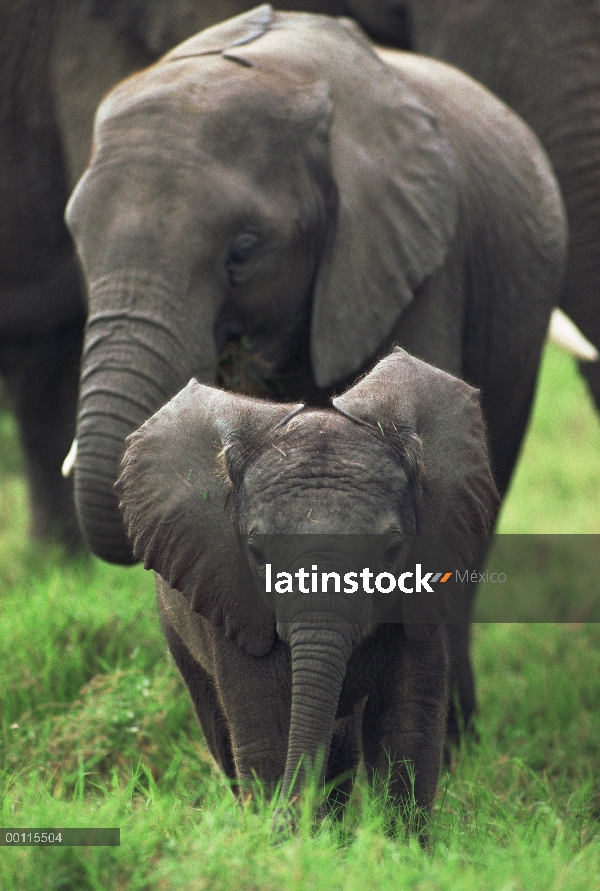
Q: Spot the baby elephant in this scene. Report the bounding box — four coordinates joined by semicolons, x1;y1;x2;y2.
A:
117;348;498;826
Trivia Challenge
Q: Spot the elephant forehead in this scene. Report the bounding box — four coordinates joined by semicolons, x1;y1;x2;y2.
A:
239;414;409;525
91;65;330;203
95;55;228;124
96;53;323;136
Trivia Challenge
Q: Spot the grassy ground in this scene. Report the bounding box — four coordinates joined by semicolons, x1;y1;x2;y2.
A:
0;345;599;889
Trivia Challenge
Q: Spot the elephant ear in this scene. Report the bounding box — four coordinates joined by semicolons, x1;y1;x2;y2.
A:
333;348;500;641
164;4;273;62
334;348;499;534
168;11;458;387
308;19;460;387
116;379;302;656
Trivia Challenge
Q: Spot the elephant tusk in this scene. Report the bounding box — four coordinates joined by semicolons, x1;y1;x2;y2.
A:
547;308;600;362
61;439;78;478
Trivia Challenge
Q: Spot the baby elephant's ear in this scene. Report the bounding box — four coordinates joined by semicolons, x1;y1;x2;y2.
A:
116;379;302;657
334;348;499;643
334;348;499;536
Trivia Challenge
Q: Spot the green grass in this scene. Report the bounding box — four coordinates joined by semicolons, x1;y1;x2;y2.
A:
0;345;599;889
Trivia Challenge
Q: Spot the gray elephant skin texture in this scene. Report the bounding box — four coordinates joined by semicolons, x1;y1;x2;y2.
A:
375;0;600;411
116;347;500;822
66;7;565;737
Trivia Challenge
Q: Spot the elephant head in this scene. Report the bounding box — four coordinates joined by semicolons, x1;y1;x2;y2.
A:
65;5;459;562
116;347;499;803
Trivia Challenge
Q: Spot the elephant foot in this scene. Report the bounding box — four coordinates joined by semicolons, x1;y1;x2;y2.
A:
271;803;298;841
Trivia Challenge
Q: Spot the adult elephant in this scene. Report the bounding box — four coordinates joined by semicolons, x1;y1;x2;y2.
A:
347;0;600;410
0;0;149;547
0;0;351;547
0;2;85;547
65;6;566;735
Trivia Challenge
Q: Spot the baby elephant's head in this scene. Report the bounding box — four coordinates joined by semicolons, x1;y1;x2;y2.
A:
117;347;499;655
221;405;423;635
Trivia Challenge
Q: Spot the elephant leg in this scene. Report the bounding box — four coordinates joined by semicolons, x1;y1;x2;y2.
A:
324;702;365;814
444;620;477;753
362;631;448;830
212;638;291;796
0;2;86;550
161;617;236;780
560;251;600;413
559;193;600;411
0;319;84;549
443;566;481;753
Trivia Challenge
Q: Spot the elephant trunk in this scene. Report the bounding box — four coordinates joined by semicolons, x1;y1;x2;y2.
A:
280;623;354;804
74;270;217;562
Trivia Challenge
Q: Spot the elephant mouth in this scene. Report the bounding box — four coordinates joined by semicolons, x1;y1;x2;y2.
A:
216;321;311;400
216;337;284;398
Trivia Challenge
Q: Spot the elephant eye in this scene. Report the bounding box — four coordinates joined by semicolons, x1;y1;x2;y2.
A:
226;232;261;285
248;541;267;573
382;535;405;571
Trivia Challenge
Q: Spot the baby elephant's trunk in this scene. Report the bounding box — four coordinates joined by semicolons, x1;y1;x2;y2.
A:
280;623;354;807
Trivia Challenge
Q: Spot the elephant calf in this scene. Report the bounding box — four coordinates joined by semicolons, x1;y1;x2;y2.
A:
116;347;499;827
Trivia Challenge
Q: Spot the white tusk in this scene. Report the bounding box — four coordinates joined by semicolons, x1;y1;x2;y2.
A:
547;308;600;362
61;439;78;478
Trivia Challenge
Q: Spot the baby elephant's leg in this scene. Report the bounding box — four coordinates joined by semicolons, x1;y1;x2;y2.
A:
362;630;449;831
213;636;292;796
161;617;237;780
325;701;366;815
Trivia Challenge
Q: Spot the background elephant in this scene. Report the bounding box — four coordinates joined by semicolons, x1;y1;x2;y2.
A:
0;2;85;547
343;0;600;411
66;7;566;733
116;348;499;822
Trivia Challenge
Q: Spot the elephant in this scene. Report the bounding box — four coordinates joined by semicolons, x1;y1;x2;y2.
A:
0;0;395;549
47;0;416;68
342;0;600;411
79;0;600;413
65;6;566;736
0;1;85;547
116;347;500;824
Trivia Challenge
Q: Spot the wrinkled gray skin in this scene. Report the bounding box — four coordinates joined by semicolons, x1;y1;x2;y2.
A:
356;0;600;411
67;7;566;739
117;348;499;822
